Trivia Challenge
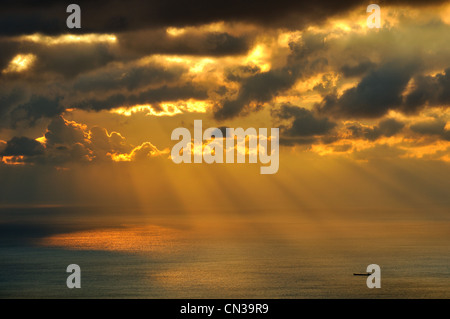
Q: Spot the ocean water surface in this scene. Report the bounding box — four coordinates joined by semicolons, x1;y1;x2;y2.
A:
0;206;449;298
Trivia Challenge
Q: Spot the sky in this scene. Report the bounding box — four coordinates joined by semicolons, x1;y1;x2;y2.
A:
0;0;449;222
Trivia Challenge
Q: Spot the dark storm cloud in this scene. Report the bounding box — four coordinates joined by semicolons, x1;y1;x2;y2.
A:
41;117;106;164
347;118;405;141
377;118;405;136
1;0;445;36
0;56;198;127
9;95;64;127
0;117;94;165
275;104;336;137
0;115;156;166
215;67;301;119
225;64;261;82
410;119;450;141
0;39;119;81
404;68;450;112
340;60;376;78
288;32;327;62
1;1;448;126
0;0;448;157
0;136;44;156
0;87;26;119
89;126;128;155
272;104;336;145
0;87;66;128
33;43;117;78
0;39;21;71
214;32;328;119
312;74;338;94
73;62;186;92
316;61;418;118
43;117;129;161
74;84;208;111
119;29;251;57
44;116;86;146
0;31;249;82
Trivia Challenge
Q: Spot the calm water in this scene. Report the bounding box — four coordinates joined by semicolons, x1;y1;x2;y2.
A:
0;208;449;298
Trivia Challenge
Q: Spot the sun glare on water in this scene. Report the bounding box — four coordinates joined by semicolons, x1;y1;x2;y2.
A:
38;225;184;254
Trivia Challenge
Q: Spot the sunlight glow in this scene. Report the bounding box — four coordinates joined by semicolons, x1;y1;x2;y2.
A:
111;100;211;117
244;45;271;72
1;156;26;165
109;142;169;162
35;136;47;144
20;33;117;45
38;225;183;253
166;27;186;36
441;3;450;25
2;54;36;73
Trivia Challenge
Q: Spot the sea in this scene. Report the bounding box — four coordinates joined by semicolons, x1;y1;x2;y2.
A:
0;206;449;298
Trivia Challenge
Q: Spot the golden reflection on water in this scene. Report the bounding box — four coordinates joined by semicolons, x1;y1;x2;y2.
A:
38;225;184;253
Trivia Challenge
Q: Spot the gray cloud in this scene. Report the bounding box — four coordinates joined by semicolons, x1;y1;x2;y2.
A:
272;104;336;145
214;32;328;119
44;116;86;146
74;84;208;111
0;87;27;121
225;64;261;82
0;30;249;82
317;61;418;118
0;40;120;80
73;62;186;93
347;118;405;141
0;115;157;166
0;39;21;72
340;60;376;78
276;104;336;136
2;1;444;36
32;42;117;78
119;29;251;57
10;95;64;127
404;68;450;112
215;67;301;119
0;136;44;156
410;119;450;141
0;89;64;128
